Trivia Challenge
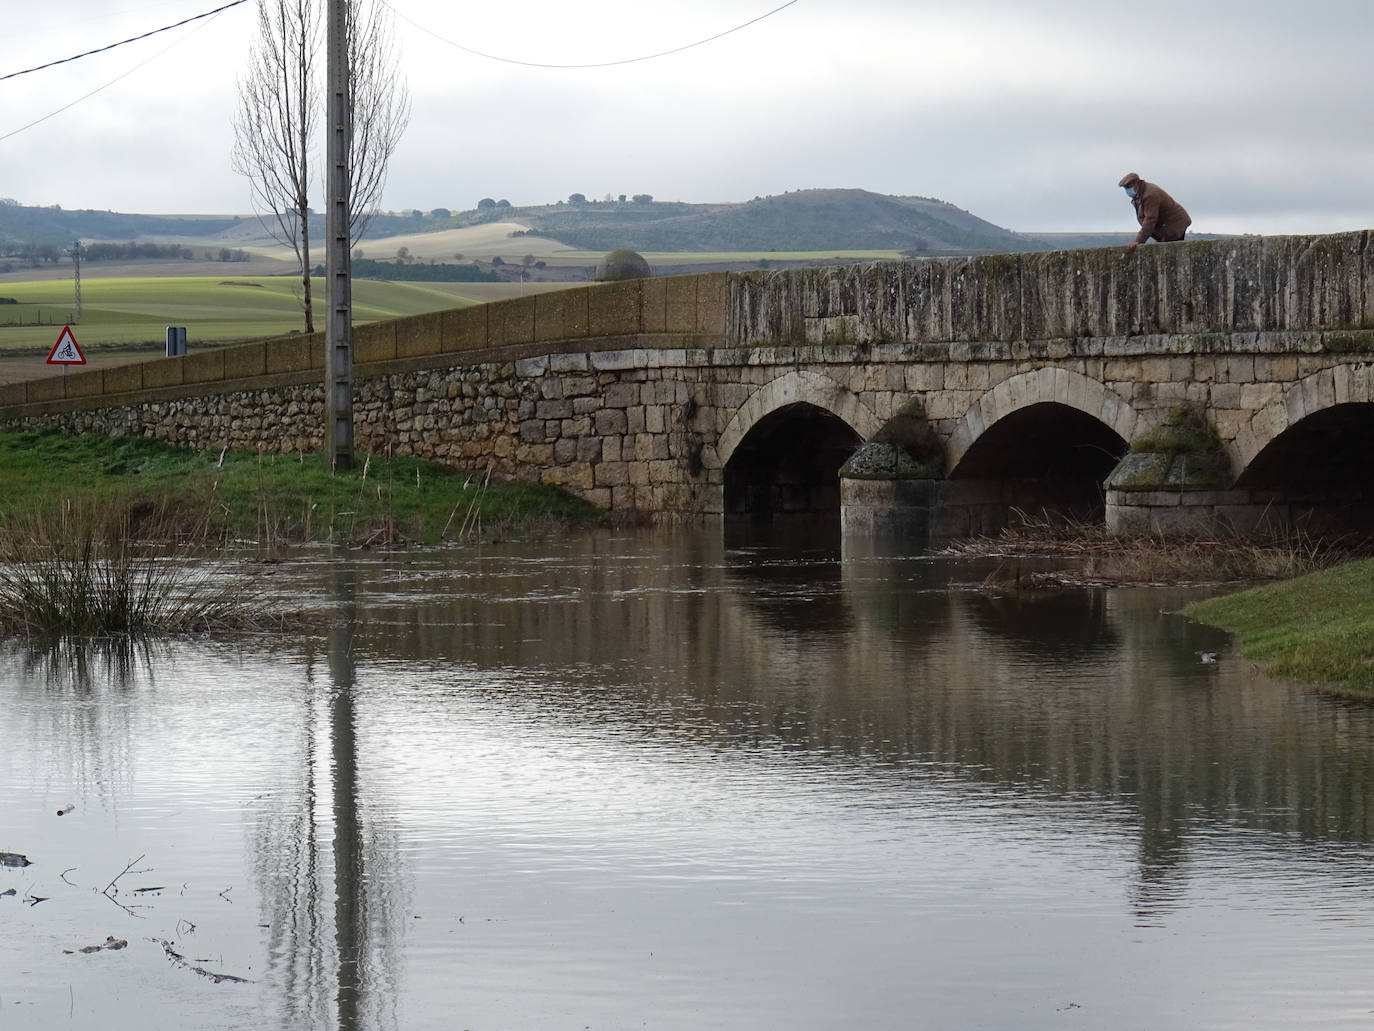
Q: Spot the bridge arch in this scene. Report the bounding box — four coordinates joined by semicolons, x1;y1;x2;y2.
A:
1230;365;1374;532
715;370;878;519
948;367;1140;471
715;370;880;468
1233;363;1374;472
946;368;1138;525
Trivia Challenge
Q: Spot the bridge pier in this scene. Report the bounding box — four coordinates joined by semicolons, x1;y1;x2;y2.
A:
1106;485;1374;537
840;477;1012;542
1105;486;1276;536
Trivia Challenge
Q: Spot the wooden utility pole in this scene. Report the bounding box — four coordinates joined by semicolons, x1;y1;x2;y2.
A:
324;0;354;470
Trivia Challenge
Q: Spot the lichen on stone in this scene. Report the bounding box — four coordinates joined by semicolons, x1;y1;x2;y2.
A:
840;441;939;480
1113;403;1230;489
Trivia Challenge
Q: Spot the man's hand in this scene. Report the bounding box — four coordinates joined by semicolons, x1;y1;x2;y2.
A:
1126;241;1138;253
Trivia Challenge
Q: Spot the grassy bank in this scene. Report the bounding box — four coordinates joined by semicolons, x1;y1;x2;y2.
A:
1185;559;1374;695
0;430;603;548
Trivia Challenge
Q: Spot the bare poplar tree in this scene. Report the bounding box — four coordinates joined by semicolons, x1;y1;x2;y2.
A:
232;0;319;332
346;0;410;242
232;0;410;334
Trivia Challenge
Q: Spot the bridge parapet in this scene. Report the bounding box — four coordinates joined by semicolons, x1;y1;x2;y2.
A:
728;231;1373;348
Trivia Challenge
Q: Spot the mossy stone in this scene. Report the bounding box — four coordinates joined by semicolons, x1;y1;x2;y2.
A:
840;441;942;480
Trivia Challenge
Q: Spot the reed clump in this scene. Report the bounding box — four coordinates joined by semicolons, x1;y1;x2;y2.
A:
0;502;266;636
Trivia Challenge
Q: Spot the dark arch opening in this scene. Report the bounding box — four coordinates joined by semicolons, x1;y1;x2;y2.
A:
1234;402;1374;533
724;402;863;519
950;402;1128;524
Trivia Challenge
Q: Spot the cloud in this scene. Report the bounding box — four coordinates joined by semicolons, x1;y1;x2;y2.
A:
1;0;1370;235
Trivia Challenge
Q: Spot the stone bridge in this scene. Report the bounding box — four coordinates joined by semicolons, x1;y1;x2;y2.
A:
2;230;1372;539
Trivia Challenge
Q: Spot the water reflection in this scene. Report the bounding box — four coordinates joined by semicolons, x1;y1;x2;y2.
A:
6;531;1374;1030
252;559;405;1031
335;533;1374;872
1;637;166;813
10;635;164;692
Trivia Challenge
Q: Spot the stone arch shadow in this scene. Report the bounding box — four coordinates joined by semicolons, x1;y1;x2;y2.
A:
945;367;1140;526
1229;364;1374;533
714;370;879;520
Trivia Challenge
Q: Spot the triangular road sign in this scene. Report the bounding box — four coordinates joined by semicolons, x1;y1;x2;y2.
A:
46;326;86;366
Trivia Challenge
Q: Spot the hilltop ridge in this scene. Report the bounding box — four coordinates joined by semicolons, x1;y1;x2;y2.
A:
0;189;1129;259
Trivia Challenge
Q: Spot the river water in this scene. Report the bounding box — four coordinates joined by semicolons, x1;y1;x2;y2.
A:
3;528;1374;1030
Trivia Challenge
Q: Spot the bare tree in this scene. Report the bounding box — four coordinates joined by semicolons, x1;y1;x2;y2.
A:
345;0;410;243
232;0;409;333
232;0;318;332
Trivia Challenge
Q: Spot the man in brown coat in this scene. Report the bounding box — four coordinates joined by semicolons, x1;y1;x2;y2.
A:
1118;172;1191;252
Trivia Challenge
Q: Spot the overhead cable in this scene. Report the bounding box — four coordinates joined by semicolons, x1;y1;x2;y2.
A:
0;0;248;84
387;0;802;69
0;5;231;143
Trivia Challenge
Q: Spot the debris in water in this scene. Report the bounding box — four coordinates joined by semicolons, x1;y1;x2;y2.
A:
154;939;254;984
0;851;32;867
65;936;128;955
57;804;76;816
1;888;16;898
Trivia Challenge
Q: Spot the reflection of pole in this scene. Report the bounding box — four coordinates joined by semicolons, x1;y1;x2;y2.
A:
329;564;363;1031
325;0;354;470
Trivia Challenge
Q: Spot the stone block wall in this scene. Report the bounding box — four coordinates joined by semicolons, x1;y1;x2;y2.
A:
0;273;731;413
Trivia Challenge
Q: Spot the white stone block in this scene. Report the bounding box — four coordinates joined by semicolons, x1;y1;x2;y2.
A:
590;350;638;371
548;353;588;373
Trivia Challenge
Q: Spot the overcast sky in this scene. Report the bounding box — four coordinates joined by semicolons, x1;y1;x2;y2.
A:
2;0;1371;237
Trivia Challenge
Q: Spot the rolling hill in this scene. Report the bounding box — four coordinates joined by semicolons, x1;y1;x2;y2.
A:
0;189;1069;260
506;189;1043;254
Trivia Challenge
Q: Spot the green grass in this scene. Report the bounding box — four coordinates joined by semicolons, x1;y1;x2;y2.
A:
0;276;482;350
1185;559;1374;694
0;430;604;548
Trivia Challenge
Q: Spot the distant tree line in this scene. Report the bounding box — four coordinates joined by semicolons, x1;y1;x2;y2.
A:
82;241;195;260
565;193;652;205
0;243;63;265
0;241;253;265
85;241;250;262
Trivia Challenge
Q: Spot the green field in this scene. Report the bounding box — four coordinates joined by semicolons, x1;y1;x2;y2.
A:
0;275;501;352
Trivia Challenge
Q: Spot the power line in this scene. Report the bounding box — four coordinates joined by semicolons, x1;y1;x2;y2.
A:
387;0;802;70
0;6;230;143
0;0;248;84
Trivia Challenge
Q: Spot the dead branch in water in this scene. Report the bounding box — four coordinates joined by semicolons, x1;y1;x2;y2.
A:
153;938;254;984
